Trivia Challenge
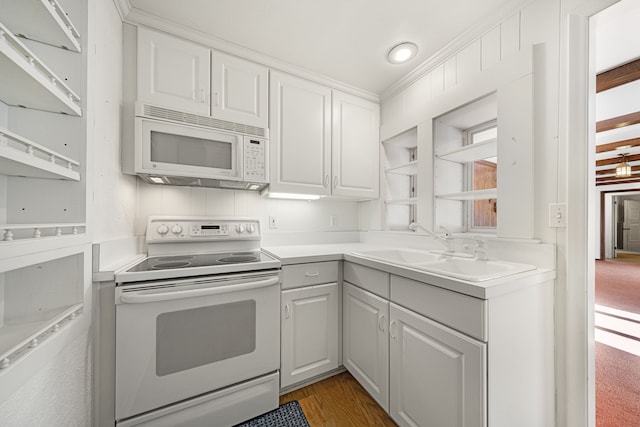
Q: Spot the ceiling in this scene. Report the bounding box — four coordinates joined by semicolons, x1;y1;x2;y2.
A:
594;0;640;187
126;0;522;95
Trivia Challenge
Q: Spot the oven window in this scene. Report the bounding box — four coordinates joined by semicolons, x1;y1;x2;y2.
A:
156;300;256;376
150;131;233;170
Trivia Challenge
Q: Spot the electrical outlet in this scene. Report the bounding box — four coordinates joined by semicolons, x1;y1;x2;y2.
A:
549;203;567;228
329;215;338;228
269;215;277;229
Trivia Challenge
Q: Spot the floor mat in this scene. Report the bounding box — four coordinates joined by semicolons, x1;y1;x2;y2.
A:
235;400;310;427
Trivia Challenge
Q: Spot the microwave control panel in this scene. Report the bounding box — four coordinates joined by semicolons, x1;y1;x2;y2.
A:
244;138;267;182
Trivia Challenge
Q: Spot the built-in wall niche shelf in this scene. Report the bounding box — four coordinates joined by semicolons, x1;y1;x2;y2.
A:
0;304;82;371
0;0;81;52
435;139;497;163
385;160;418;176
436;188;497;200
0;21;81;116
2;223;85;242
0;127;80;180
0;248;85;372
385;197;418;205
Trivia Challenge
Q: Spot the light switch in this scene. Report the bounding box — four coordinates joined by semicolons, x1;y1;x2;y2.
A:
549;203;567;228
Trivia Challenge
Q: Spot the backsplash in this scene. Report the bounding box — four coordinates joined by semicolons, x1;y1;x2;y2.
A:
135;181;361;236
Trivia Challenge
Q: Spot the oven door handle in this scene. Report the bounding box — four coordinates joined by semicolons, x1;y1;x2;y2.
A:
119;276;279;304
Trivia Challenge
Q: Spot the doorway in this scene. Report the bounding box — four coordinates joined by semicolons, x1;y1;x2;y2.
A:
592;0;640;425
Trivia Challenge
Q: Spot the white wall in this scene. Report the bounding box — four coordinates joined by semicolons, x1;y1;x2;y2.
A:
91;0;137;243
135;182;361;239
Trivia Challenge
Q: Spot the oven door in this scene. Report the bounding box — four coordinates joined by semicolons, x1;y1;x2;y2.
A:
115;271;280;421
135;117;242;180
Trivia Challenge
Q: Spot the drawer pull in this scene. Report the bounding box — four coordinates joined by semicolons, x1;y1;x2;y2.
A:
284;304;290;319
304;272;320;277
378;314;386;332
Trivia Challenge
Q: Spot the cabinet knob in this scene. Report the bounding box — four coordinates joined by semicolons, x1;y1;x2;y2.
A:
333;176;338;189
324;175;329;188
284;304;290;319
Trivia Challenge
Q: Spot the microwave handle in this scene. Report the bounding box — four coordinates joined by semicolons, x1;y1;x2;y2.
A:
119;276;279;304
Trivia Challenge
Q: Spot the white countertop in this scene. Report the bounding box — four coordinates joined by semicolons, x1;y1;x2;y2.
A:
262;243;379;265
263;243;555;299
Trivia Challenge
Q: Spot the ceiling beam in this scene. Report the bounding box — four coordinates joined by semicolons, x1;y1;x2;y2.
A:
596;111;640;133
596;58;640;93
596;176;640;185
596;153;640;167
595;137;640;153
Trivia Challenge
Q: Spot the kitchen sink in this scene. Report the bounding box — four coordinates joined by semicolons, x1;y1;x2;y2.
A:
350;248;536;281
413;257;536;281
350;248;442;264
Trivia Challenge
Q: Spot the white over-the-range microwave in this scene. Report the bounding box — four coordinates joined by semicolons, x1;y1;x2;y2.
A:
122;103;269;190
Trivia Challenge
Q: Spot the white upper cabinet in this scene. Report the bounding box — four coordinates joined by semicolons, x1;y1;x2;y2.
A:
137;27;269;130
211;51;268;129
269;71;332;196
332;91;380;199
137;27;211;115
269;71;380;199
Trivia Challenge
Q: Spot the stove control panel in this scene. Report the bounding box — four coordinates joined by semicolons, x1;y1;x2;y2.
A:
146;217;261;242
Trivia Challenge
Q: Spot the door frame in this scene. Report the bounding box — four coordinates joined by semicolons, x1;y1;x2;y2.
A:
561;1;619;426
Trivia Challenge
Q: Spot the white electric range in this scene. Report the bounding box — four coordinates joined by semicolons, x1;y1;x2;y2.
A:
114;216;281;427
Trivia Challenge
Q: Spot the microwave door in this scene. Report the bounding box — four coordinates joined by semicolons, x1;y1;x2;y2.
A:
139;119;242;180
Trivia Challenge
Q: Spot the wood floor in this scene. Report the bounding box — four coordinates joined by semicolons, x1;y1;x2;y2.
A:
280;371;397;426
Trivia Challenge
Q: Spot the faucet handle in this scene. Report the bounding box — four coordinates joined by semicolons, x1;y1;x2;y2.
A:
473;238;489;260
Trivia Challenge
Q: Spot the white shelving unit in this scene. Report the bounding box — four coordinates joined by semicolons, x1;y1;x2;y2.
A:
384;197;418;205
0;0;87;377
436;139;497;163
0;0;81;52
385;160;417;176
0;21;81;116
0;127;80;180
435;189;498;200
383;128;418;230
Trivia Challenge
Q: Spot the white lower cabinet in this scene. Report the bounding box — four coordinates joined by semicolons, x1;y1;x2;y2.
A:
280;281;339;388
343;261;554;427
343;282;389;411
389;303;486;427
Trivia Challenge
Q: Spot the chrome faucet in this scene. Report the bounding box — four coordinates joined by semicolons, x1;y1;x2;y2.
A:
408;222;455;253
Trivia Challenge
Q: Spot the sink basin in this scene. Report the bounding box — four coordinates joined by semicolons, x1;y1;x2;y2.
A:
414;258;536;282
350;248;441;265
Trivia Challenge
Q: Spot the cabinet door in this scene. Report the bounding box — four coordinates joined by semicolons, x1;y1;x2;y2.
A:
389;303;486;427
269;71;332;195
332;91;380;199
343;282;389;412
137;27;210;115
211;51;268;129
281;283;339;388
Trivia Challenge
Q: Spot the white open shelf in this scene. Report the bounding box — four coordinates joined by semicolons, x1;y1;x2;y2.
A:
436;139;497;163
385;197;418;205
385;160;418;176
0;304;82;370
0;21;81;116
2;223;85;242
436;188;497;200
0;0;81;52
0;127;80;180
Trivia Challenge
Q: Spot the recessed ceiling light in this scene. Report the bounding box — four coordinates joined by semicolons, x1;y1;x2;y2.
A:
387;42;418;64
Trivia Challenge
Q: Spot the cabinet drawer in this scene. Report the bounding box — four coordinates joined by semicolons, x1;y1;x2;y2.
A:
391;275;487;341
281;261;339;289
344;262;389;298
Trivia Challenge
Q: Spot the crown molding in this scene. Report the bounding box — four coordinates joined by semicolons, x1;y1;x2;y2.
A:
380;0;534;101
122;7;379;103
112;0;132;20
